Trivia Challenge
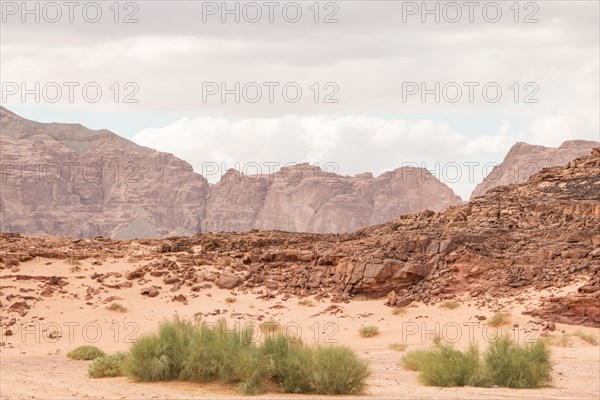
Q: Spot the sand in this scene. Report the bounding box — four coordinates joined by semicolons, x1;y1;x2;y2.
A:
1;256;599;399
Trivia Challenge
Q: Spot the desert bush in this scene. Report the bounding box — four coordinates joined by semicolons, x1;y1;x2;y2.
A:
259;321;281;335
125;319;195;381
391;307;406;315
418;343;485;387
388;343;407;352
439;301;460;310
225;297;236;304
485;336;552;388
67;345;106;360
400;349;431;371
88;352;127;378
261;334;369;395
359;325;379;338
401;336;552;389
107;302;127;312
298;299;314;307
124;318;369;395
310;346;370;394
488;312;510;327
179;319;255;385
573;330;599;345
544;333;572;347
273;343;315;394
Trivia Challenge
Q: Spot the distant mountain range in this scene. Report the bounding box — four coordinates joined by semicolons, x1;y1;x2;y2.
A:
0;107;597;238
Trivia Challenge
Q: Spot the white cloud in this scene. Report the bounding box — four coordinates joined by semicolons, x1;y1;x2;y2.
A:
132;114;522;199
2;0;598;201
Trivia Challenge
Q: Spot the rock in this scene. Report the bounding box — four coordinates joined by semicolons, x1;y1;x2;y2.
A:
173;294;187;303
471;140;599;199
215;273;241;289
126;269;146;280
395;297;413;307
163;276;180;284
140;286;159;297
8;301;30;317
386;290;397;306
0;106;210;239
0;107;461;237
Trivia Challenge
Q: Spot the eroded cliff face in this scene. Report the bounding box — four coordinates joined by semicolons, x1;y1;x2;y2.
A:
2;149;599;327
470;140;599;199
203;163;461;233
0;107;209;238
0;108;462;237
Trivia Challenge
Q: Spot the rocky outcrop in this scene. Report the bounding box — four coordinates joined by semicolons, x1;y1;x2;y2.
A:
3;149;600;327
471;140;599;199
0;107;461;237
204;163;461;233
0;107;209;238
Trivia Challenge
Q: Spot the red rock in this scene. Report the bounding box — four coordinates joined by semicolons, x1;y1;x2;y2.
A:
140;286;159;297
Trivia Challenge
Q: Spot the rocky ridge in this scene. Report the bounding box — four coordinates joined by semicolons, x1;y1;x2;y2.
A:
471;140;599;199
2;149;599;327
0;107;460;237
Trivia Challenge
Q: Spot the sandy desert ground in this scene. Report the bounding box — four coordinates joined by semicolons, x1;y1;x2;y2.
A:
1;256;599;399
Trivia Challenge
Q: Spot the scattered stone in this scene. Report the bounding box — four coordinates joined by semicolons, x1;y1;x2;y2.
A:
140;286;159;297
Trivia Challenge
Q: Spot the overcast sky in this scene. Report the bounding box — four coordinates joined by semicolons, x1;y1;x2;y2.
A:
1;0;599;199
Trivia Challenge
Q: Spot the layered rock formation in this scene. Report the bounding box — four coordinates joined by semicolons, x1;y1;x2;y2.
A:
0;107;461;237
471;140;599;199
204;163;461;233
0;107;209;239
2;149;599;327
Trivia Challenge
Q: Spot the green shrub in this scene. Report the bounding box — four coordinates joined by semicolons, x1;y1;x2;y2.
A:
401;336;552;389
107;302;127;312
400;349;431;371
275;344;315;394
67;345;106;360
359;325;379;338
261;333;293;381
388;343;407;352
179;319;256;385
439;301;460;310
124;318;369;395
88;352;127;378
125;319;195;381
310;346;370;394
544;333;572;347
260;321;281;335
485;336;552;388
488;312;510;327
418;343;484;387
391;307;406;315
574;330;599;345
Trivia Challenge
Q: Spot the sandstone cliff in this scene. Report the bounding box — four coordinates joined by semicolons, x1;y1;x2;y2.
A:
470;140;599;199
204;163;461;233
0;107;209;238
0;107;461;237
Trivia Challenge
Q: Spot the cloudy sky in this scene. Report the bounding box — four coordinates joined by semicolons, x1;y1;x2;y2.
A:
1;0;599;199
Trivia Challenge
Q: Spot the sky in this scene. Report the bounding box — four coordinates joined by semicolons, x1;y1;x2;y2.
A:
1;0;599;199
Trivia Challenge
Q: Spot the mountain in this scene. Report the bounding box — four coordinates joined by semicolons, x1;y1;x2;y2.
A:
203;163;461;233
0;107;210;238
2;148;598;327
0;107;461;237
470;140;599;199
